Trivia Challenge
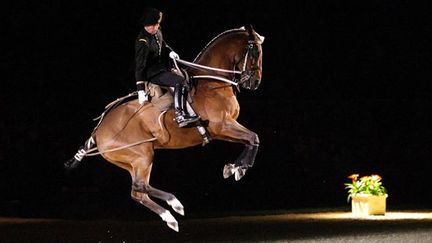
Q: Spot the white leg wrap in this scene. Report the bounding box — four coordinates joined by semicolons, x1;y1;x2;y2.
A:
73;149;87;161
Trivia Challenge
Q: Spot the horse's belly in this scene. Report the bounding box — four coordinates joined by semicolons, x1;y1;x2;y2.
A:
95;102;160;146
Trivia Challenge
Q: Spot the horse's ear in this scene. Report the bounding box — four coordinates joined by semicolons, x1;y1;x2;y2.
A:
246;24;254;40
246;24;254;33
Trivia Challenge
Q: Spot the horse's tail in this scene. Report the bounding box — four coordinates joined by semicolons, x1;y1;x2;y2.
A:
64;136;96;170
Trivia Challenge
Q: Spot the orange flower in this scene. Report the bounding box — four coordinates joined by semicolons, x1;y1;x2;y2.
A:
348;174;359;182
370;174;382;182
345;173;387;202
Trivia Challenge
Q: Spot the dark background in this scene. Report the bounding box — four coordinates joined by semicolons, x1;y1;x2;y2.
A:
2;0;431;220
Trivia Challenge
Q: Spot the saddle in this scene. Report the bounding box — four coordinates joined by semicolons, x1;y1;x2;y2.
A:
142;78;211;145
143;81;174;112
95;72;210;145
143;67;192;110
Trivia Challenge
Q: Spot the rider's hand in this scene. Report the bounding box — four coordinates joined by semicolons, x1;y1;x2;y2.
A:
169;51;180;60
138;90;147;105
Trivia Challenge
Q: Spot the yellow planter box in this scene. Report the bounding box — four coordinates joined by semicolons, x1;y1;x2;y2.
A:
351;194;388;216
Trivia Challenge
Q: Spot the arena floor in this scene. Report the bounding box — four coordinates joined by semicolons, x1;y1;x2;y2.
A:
1;209;432;242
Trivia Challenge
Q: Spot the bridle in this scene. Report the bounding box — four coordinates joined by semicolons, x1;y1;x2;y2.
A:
235;39;262;88
171;28;263;88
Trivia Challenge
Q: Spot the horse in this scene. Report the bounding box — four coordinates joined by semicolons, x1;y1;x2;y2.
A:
65;25;264;232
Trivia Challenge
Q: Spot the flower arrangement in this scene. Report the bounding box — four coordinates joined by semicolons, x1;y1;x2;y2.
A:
344;174;387;202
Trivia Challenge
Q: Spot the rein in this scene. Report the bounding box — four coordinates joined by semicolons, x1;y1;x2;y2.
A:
172;58;240;86
76;98;168;160
84;137;157;157
170;35;261;87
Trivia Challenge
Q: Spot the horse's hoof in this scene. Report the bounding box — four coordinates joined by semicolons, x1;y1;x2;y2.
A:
223;164;236;179
234;167;247;181
160;211;179;232
167;221;179;232
167;198;185;216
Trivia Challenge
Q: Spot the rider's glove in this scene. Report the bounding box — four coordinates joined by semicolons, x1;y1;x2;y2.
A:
138;90;147;105
136;81;147;105
169;51;180;60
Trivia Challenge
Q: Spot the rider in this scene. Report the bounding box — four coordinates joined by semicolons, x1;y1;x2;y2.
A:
135;7;200;127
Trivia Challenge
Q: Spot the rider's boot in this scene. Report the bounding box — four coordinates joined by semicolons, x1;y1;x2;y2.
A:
174;83;200;127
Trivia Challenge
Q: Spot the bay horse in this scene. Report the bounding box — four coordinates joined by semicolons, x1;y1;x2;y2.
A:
65;25;264;231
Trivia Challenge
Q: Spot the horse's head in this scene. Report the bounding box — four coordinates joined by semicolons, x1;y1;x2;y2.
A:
193;26;264;91
235;25;264;90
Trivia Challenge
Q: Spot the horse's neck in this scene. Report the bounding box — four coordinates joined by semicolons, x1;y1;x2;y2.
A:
192;34;244;95
194;51;236;91
196;52;232;73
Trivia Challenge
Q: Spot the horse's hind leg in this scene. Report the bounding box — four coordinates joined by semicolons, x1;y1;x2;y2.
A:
131;190;179;232
146;186;184;216
130;152;183;231
132;177;184;216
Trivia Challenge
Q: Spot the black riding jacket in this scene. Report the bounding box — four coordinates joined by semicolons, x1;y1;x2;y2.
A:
135;29;173;81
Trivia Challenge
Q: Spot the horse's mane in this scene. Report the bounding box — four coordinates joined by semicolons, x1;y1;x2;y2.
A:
193;27;246;63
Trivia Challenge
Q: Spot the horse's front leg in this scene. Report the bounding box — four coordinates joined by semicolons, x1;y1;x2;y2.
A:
213;119;259;181
223;144;259;180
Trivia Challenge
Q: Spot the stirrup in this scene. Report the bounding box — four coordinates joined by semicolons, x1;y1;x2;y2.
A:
175;114;200;128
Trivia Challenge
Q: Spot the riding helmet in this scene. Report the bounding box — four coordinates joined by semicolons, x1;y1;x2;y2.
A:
139;7;163;26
